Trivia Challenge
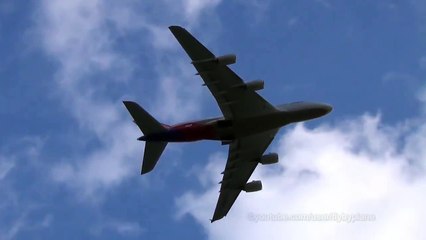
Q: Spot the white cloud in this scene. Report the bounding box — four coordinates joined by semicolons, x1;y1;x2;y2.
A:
90;219;144;237
416;86;426;107
1;213;26;240
50;123;140;199
0;212;54;240
34;0;131;197
382;71;418;83
0;158;14;180
153;60;204;122
181;0;221;23
110;221;144;236
33;0;222;199
176;113;426;239
0;139;49;240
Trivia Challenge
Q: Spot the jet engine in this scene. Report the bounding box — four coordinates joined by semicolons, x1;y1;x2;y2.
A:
243;180;262;192
215;54;236;65
260;153;279;165
192;54;236;65
242;80;264;91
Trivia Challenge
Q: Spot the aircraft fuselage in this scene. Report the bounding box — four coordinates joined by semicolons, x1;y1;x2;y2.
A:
138;102;332;142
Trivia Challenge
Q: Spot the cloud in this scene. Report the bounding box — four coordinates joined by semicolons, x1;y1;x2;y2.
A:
181;0;221;23
90;219;144;237
382;71;418;83
0;158;14;180
33;0;222;199
35;0;140;199
153;61;204;122
50;123;140;199
0;153;19;239
0;138;51;240
176;113;426;239
0;212;53;240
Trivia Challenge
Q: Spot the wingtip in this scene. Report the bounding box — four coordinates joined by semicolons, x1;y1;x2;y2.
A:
122;101;131;110
169;25;186;34
122;100;134;106
141;168;151;175
169;25;183;30
141;164;156;175
122;101;139;112
210;214;224;223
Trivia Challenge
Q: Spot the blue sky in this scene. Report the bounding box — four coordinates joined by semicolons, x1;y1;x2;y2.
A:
1;0;426;239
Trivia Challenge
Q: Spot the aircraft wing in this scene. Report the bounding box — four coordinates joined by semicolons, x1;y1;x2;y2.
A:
211;129;278;222
169;26;277;120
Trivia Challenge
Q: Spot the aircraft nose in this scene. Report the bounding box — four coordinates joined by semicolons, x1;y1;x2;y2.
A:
314;103;332;116
322;104;333;114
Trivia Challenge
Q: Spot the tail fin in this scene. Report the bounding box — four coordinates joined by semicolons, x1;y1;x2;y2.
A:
123;101;166;135
123;101;168;174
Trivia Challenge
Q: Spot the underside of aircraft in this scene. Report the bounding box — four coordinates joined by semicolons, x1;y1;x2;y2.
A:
123;26;332;222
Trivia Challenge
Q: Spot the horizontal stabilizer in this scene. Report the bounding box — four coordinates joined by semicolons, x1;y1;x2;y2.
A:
142;141;167;174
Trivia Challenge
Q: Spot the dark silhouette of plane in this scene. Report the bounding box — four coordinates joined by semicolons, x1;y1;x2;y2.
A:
123;26;332;222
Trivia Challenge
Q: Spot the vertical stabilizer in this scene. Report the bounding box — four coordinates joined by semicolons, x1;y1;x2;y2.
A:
123;101;166;135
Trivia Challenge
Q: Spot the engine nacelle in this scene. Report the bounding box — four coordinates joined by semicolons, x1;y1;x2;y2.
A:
215;54;236;65
243;180;262;192
260;153;279;165
242;80;264;91
192;54;236;65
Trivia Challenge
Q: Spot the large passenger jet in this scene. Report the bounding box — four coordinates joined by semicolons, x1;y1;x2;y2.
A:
123;26;332;222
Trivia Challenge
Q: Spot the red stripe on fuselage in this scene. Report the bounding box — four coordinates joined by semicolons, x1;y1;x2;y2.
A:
169;120;219;141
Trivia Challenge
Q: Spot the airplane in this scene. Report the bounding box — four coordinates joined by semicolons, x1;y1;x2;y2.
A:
123;25;332;222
